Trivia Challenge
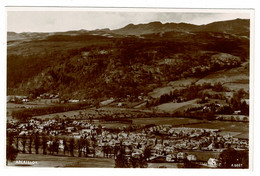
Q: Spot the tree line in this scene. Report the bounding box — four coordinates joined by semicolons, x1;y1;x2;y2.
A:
7;132;109;161
11;102;91;121
7;131;152;168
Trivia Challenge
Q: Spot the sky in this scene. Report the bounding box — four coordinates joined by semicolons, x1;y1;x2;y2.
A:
7;8;251;33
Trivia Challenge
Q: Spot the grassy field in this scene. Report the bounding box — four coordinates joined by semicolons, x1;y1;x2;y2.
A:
147;162;180;168
168;77;198;87
33;109;88;120
85;117;203;129
148;86;175;99
97;107;152;113
31;106;151;122
195;64;249;92
7;103;51;109
156;99;199;113
223;83;249;92
184;120;249;132
7;103;54;118
184;120;249;139
8;154;115;167
148;78;198;99
96;122;131;129
106;101;144;108
131;117;203;126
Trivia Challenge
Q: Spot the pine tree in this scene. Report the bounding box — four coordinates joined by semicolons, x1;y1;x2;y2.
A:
22;134;27;154
42;135;47;155
69;138;75;156
34;133;40;154
6;132;18;164
29;135;32;154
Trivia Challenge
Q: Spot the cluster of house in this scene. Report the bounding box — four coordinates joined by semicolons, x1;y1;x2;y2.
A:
7;95;29;103
7;93;87;105
37;93;59;99
216;115;249;122
7;118;248;167
147;125;248;151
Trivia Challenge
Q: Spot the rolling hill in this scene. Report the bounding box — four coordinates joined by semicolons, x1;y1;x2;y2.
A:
7;19;250;101
111;18;249;37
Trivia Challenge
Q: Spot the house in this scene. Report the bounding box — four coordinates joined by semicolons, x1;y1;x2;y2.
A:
203;106;211;112
82;129;92;134
22;98;29;102
207;143;214;150
207;158;219;167
7;95;27;102
187;154;197;161
234;110;241;115
177;152;186;160
132;149;143;158
68;99;80;103
166;154;176;162
66;127;74;133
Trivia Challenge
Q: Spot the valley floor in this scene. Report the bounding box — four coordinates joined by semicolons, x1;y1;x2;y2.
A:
8;154;115;168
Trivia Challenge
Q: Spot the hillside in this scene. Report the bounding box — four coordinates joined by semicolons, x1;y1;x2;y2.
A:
193;18;250;36
7;19;250;101
111;21;198;35
111;19;249;37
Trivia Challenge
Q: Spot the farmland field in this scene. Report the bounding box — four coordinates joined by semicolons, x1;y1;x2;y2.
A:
106;101;144;108
223;83;249;92
147;162;180;168
7;103;54;118
168;77;198;87
148;86;175;99
195;64;249;92
183;120;248;132
8;154;115;167
31;106;150;121
131;117;203;126
184;121;249;139
156;99;199;113
33;109;90;120
95;122;131;129
148;78;198;99
87;117;204;129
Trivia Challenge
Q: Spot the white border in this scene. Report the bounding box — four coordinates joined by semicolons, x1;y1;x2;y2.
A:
1;1;259;176
5;7;254;13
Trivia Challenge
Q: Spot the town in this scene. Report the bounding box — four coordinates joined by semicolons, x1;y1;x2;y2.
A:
7;110;249;168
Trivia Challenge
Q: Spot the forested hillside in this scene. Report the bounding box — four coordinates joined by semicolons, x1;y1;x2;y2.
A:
7;19;250;100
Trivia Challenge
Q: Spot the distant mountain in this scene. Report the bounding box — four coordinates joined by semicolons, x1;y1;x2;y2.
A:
111;18;249;37
7;18;249;42
193;19;250;36
111;21;198;35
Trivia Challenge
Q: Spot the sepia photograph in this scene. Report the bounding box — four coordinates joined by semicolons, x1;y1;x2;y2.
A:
5;7;253;169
